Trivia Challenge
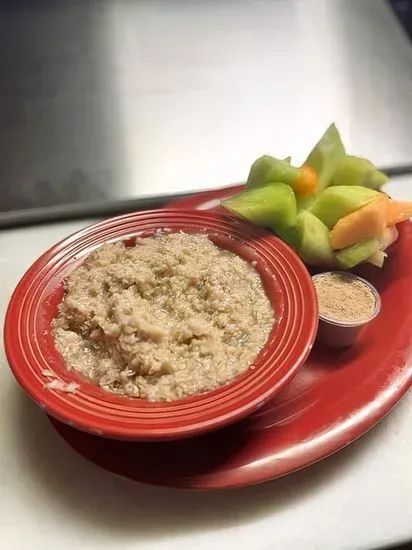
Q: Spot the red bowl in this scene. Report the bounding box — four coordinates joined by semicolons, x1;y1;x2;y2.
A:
4;209;318;441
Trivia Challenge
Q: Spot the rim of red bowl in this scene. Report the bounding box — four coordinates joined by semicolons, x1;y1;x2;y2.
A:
4;209;318;441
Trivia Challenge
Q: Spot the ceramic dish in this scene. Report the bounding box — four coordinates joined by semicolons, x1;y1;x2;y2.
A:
28;189;412;489
4;209;318;441
49;186;408;488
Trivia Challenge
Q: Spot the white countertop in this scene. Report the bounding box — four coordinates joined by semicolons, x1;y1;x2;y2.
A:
1;177;412;550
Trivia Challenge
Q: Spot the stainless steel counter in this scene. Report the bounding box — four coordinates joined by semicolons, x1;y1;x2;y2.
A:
1;0;412;216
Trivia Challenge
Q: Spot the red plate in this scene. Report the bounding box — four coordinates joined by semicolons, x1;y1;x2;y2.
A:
48;187;412;488
4;208;317;441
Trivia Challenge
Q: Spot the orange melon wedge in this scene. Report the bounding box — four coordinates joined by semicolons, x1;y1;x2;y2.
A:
387;199;412;226
330;194;389;250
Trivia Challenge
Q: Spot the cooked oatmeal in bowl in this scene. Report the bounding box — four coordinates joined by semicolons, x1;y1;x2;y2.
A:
5;209;317;440
53;232;274;402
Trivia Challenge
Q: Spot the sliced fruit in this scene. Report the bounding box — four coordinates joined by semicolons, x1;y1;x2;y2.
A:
332;155;388;190
276;225;299;248
366;226;399;268
379;225;399;249
296;211;334;265
296;194;316;212
366;251;386;268
304;123;346;191
246;156;318;196
330;194;389;250
295;165;318;196
309;186;380;229
221;182;297;231
335;238;380;270
387;199;412;225
246;156;299;188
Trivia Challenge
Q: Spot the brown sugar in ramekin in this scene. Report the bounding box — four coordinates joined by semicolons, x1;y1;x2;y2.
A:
312;272;381;349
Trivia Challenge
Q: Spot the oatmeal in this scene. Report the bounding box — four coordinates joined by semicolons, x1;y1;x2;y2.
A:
53;232;274;402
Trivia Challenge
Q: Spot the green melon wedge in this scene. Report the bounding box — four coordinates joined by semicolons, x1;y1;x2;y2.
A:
332;155;388;190
304;123;346;191
246;156;301;188
335;238;380;270
221;182;297;238
296;211;334;265
309;186;381;229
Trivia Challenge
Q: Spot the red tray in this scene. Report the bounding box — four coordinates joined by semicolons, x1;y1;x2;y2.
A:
49;185;412;489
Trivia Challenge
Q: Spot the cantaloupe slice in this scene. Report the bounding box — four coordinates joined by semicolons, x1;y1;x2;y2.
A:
330;194;389;250
387;199;412;226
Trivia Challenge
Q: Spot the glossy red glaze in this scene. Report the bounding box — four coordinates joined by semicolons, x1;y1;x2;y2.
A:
48;187;412;489
4;209;317;441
